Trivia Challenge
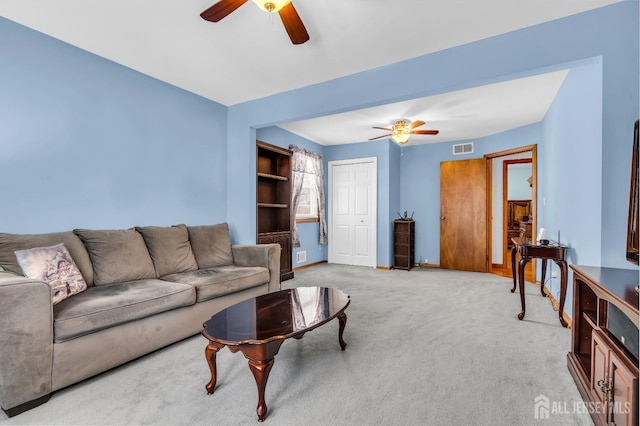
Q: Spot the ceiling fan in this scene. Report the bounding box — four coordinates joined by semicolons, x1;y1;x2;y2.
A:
369;119;439;144
200;0;310;45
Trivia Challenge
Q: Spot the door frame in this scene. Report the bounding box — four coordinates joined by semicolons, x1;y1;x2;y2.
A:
327;157;378;267
485;144;537;276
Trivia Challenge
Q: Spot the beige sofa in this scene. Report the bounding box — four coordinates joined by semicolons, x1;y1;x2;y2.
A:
0;223;280;416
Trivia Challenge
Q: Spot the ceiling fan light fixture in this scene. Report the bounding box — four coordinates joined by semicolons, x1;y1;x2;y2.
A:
252;0;291;13
391;120;411;144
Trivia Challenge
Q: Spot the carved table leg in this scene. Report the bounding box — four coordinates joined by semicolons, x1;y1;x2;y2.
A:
337;312;347;350
238;340;284;422
517;256;530;320
205;341;225;394
556;260;569;327
540;259;548;297
510;245;518;293
248;358;275;422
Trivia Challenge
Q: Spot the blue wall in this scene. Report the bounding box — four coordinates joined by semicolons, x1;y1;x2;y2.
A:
225;2;639;277
1;2;637;320
388;143;402;264
256;127;403;268
324;140;396;266
539;62;604;312
0;17;228;232
401;123;545;266
508;165;532;200
542;62;603;267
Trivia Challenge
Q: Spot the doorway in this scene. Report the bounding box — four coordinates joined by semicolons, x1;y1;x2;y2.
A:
328;157;377;268
503;159;533;280
486;145;537;281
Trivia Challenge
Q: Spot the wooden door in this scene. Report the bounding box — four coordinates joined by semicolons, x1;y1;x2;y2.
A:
591;331;610;426
440;158;487;272
592;330;639;426
609;349;638;426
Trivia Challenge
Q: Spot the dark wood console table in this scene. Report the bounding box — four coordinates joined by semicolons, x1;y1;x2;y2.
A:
567;265;638;426
510;237;568;327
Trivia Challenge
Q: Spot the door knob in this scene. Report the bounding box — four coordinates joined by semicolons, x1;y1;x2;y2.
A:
360;220;364;223
440;216;446;220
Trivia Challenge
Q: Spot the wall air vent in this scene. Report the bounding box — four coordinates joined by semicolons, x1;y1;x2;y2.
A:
453;142;474;155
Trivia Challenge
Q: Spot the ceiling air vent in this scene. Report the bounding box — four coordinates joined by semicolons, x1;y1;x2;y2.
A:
453;142;474;155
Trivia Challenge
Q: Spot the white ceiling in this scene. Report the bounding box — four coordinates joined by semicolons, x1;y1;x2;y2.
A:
0;0;619;145
279;70;569;145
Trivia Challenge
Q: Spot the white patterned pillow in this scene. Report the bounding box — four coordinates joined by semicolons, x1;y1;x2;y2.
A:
14;243;88;304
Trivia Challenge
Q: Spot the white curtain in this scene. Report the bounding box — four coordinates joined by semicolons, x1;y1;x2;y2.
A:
289;145;328;248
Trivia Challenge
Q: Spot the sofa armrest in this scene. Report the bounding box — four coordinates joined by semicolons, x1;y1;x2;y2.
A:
0;272;53;411
232;244;281;292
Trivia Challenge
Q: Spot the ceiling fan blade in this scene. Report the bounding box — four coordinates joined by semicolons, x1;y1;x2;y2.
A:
279;2;310;45
369;134;392;141
373;126;393;131
201;0;247;22
410;120;426;129
411;130;440;135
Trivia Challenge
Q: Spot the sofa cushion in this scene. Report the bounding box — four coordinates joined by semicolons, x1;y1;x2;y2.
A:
0;231;94;286
187;223;234;269
162;265;269;302
52;278;196;342
14;243;87;305
74;228;156;286
135;225;198;277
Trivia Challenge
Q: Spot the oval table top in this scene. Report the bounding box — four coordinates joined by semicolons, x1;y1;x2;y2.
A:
202;287;350;345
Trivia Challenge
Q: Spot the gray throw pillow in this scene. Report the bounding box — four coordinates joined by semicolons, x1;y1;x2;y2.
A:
135;225;198;277
0;231;94;286
187;223;234;269
74;228;156;285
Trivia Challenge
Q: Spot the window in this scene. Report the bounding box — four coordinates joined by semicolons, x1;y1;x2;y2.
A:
296;174;318;222
289;144;327;246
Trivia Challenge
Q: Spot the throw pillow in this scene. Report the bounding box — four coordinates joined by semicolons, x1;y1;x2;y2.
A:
135;225;198;277
74;228;156;285
187;223;234;269
0;231;94;286
14;243;88;305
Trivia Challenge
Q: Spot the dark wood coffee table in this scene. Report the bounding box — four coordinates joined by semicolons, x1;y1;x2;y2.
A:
202;286;350;422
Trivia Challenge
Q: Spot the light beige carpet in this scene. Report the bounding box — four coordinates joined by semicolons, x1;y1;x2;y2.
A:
0;264;592;425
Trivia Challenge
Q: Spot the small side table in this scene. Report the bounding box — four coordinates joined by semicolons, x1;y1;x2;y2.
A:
510;237;568;327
